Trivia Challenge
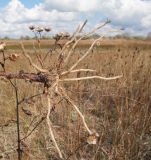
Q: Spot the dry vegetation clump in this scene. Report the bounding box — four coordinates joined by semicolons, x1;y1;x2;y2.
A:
0;21;151;160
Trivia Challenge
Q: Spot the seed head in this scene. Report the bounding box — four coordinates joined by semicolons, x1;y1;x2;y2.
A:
44;27;51;32
29;25;35;31
9;53;20;61
35;27;44;33
0;42;6;52
87;130;99;145
53;32;63;40
63;32;70;38
58;32;64;37
57;32;70;38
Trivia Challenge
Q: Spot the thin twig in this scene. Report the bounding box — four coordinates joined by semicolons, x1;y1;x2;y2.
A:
46;91;63;159
64;20;110;64
60;75;122;82
18;92;43;105
21;114;46;141
65;20;88;63
66;142;87;160
58;87;92;135
21;42;48;73
9;80;22;160
61;69;96;76
69;36;104;71
44;83;63;159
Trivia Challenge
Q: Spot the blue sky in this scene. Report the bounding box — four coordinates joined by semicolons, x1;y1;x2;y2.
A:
0;0;151;38
19;0;42;8
0;0;42;8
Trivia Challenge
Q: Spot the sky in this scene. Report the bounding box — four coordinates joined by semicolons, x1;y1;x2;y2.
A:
0;0;151;38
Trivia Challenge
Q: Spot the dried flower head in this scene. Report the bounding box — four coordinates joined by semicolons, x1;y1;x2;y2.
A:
87;130;99;145
0;42;6;52
35;27;44;33
53;32;62;40
63;32;70;38
55;32;70;39
44;27;51;32
9;53;20;61
58;32;64;37
29;25;35;31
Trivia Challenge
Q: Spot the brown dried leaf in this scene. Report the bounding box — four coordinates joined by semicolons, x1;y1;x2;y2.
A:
9;53;20;61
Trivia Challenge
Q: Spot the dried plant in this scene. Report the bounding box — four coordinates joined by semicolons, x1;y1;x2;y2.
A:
0;20;123;159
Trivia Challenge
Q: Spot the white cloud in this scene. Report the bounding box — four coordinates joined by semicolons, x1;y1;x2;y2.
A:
0;0;151;38
99;0;151;27
142;15;151;28
0;0;78;38
44;0;100;12
43;0;151;34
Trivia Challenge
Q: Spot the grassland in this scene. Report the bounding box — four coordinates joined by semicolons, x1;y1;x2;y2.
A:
3;39;151;49
0;39;151;160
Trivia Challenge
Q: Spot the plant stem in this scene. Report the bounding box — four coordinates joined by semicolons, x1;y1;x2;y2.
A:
9;80;22;160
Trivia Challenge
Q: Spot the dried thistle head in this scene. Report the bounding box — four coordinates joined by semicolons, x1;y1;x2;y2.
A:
63;32;70;38
87;129;99;145
58;32;64;37
29;25;35;31
0;42;6;52
9;53;20;61
35;27;44;33
53;33;62;40
59;31;70;38
44;27;51;32
54;32;70;39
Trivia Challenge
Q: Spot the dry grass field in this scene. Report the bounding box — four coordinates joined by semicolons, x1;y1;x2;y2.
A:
3;39;151;49
0;39;151;160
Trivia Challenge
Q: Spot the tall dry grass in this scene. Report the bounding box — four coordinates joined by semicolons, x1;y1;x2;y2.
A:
0;41;151;160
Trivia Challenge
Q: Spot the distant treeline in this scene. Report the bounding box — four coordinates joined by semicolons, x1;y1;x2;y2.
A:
1;32;151;40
